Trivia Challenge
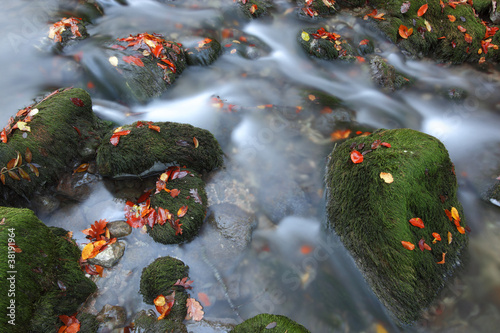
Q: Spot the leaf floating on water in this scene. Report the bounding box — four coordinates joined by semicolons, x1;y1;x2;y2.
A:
380;172;393;183
197;292;211;307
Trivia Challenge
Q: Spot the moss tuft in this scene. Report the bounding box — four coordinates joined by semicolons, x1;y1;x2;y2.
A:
231;313;310;332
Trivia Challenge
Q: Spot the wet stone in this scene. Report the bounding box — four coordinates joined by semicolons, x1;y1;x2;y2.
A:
88;241;126;268
96;304;127;330
55;172;99;202
31;194;60;217
107;220;132;238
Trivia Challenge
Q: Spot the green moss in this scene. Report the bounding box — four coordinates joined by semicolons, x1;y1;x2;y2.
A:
231;314;310;332
139;256;189;313
238;0;274;18
0;88;110;206
148;169;207;244
325;129;468;324
76;313;99;333
367;0;496;63
133;311;188;333
96;121;223;177
0;207;96;332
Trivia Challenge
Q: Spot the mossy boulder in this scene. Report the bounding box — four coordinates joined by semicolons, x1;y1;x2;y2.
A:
147;168;207;244
231;313;310;332
0;87;110;206
96;121;223;178
296;0;338;19
133;310;187;333
0;207;96;332
325;128;469;323
298;27;357;61
184;37;222;66
237;0;274;19
81;33;187;104
366;0;500;64
139;256;189;322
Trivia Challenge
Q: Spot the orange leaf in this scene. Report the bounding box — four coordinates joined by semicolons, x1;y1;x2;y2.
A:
417;4;428;17
409;217;424;229
457;225;465;234
457;25;467;33
401;241;415;251
447;231;452;244
73;163;89;174
300;244;314;254
350;150;363;164
154;292;175;320
330;129;351;141
122;55;145;67
379;172;394;183
249;4;258;14
436;252;446;264
170;188;180;198
1;129;7;143
464;33;472;44
399;25;413;39
148;123;161;132
450;207;460;222
110;129;131;146
444;209;453;221
18;167;31;181
193;137;199;148
197;292;211;307
186;298;204;321
25;147;32;163
8;170;20;181
177;205;188;217
448;15;456;22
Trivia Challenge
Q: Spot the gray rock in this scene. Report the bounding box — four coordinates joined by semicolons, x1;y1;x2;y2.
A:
88;241;126;268
107;220;132;238
96;304;127;330
31;195;60;217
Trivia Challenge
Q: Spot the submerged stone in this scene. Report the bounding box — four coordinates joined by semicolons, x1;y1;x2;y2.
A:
325;128;469;324
139;256;190;322
231;313;310;332
0;87;110;206
0;207;96;332
96;121;223;177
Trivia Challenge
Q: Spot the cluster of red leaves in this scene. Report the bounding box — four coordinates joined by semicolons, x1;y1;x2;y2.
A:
114;33;182;81
49;17;83;43
124;198;182;234
301;0;318;18
136;120;161;132
155;166;190;194
444;206;467;234
110;127;131;146
349;138;391;164
174;277;194;289
81;219;117;261
58;314;80;333
0;148;39;185
311;27;341;41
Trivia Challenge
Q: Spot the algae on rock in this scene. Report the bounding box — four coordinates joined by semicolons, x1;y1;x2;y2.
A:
96;121;223;178
325;128;468;324
231;313;310;332
0;207;96;332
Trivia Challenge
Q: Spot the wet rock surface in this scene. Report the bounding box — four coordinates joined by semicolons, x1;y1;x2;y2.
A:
88;241;126;268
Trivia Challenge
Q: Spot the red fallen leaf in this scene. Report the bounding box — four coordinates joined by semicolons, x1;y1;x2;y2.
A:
399;25;413;39
198;292;211;307
485;26;499;39
409;217;425;229
418;238;426;251
174;277;194;289
432;232;441;243
464;33;472;44
436;252;446;264
170;188;180;198
451;40;457;48
177;205;188;217
58;314;80;333
302;7;316;17
417;4;428;17
457;225;466;234
350;150;363;164
156;207;172;226
161;58;177;73
1;129;8;143
154;291;176;320
186;298;204;321
145;209;157;229
171;168;190;180
189;188;203;204
371;140;381;149
72;126;82;137
457;25;467;33
122;55;145;67
137;189;152;203
152;44;163;58
110;129;131;146
448;15;456;22
359;39;370;46
401;241;415;250
148;123;161;132
249;4;258;14
155;180;168;194
70;97;84;107
82;219;108;241
73;163;89;174
381;142;391;148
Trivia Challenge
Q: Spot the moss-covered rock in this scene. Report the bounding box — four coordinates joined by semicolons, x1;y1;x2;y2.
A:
133;310;187;333
237;0;274;19
365;0;500;64
184;37;222;66
325;128;468;324
370;55;414;91
0;207;96;332
76;312;99;333
0;87;110;206
147;168;207;244
96;121;223;177
296;0;338;20
231;313;310;332
139;256;190;322
221;32;272;59
298;27;357;61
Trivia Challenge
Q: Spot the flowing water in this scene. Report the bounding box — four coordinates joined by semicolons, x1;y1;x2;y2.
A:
3;1;500;332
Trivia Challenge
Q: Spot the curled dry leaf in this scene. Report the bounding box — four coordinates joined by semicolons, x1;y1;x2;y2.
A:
380;172;393;183
436;252;446;264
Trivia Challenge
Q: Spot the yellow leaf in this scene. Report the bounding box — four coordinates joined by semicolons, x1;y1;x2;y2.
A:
17;122;31;132
301;31;310;42
451;207;460;221
424;20;432;32
379;172;393;183
81;243;95;260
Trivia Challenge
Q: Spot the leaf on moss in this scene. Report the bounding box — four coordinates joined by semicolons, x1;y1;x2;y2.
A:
189;188;203;204
401;241;415;250
379;172;393;183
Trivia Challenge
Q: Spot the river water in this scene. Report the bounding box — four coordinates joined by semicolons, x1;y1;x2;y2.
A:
2;1;500;332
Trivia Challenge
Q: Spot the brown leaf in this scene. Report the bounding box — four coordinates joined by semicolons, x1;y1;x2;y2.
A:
8;170;20;181
18;167;31;181
28;163;39;177
7;158;16;170
189;188;203;204
73;163;89;174
0;173;5;185
25;147;32;163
